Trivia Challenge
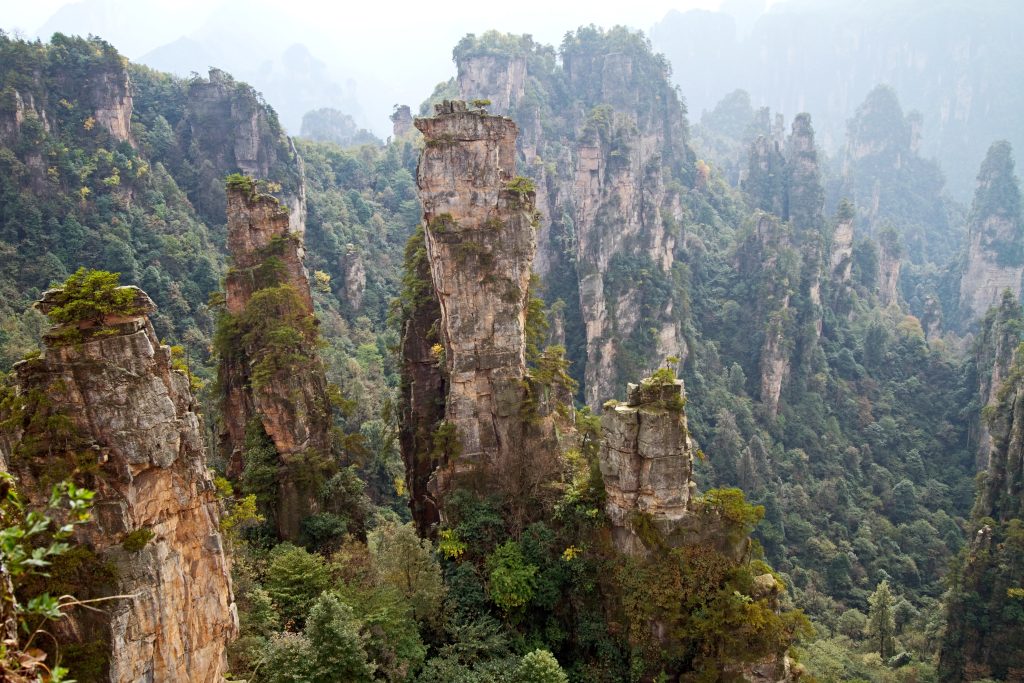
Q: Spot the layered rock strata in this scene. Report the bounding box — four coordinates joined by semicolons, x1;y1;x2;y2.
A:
454;37;689;407
599;377;695;556
959;141;1024;323
0;287;235;682
408;100;555;519
219;182;333;540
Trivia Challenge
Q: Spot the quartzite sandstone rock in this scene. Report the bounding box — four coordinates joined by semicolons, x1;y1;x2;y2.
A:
220;184;333;539
455;43;688;407
411;100;555;514
0;287;235;682
599;377;696;555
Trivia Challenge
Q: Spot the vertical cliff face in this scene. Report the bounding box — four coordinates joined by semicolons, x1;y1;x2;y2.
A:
971;291;1023;470
89;67;133;144
398;228;448;534
786;113;825;238
830;200;855;284
453;30;692;408
599;377;695;556
940;338;1024;680
0;286;235;682
408;100;556;520
219;181;333;540
958;141;1024;324
457;54;527;113
181;68;306;231
877;229;902;307
737;209;799;419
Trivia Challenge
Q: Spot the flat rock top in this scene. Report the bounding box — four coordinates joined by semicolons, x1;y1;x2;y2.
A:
36;285;156;318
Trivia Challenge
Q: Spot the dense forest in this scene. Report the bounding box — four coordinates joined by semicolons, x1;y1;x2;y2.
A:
0;17;1021;683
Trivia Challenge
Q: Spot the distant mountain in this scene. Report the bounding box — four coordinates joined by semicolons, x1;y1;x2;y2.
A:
651;0;1024;200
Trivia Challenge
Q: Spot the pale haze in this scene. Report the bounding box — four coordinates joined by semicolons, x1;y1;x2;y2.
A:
2;0;767;136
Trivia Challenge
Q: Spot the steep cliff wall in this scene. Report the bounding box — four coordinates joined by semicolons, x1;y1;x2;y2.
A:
970;291;1024;470
453;30;692;407
940;340;1024;680
599;376;695;556
218;180;333;540
408;100;556;520
178;68;306;231
958;141;1024;324
0;285;235;682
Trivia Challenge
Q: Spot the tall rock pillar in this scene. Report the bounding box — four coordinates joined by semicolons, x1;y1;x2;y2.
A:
958;141;1024;324
218;178;333;540
409;100;552;518
599;376;696;556
0;285;235;682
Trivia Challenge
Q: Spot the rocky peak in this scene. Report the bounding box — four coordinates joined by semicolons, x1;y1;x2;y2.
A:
219;179;333;540
599;375;695;556
390;104;413;138
786;113;825;237
0;285;235;681
958;141;1024;323
409;100;555;519
184;68;306;231
457;54;527;113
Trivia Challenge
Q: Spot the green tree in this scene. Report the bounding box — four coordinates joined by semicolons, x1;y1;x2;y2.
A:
486;541;537;611
368;521;445;624
264;543;332;627
304;592;375;683
515;649;568;683
866;580;897;658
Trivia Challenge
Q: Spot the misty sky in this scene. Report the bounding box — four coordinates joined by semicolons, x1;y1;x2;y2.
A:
1;0;779;135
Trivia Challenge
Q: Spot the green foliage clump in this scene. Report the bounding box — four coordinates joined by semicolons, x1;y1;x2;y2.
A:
486;541;537;611
515;649;568;683
121;527;155;552
224;172;255;195
264;543;333;628
44;268;138;325
506;176;535;198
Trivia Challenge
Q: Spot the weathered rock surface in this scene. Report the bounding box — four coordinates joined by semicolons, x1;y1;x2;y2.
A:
219;184;333;539
454;38;689;407
958;141;1024;323
390;104;414;139
878;236;902;307
341;247;367;312
0;287;235;682
409;100;556;518
939;323;1024;679
599;378;695;555
971;291;1023;470
183;68;306;232
829;204;855;283
90;67;133;144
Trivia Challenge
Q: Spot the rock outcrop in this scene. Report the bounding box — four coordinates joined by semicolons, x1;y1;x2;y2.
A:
453;31;690;407
599;377;695;555
958;141;1024;324
0;286;235;682
878;231;902;307
406;100;556;522
219;180;333;540
182;68;306;231
971;290;1023;470
939;329;1024;680
829;201;855;283
390;104;414;138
